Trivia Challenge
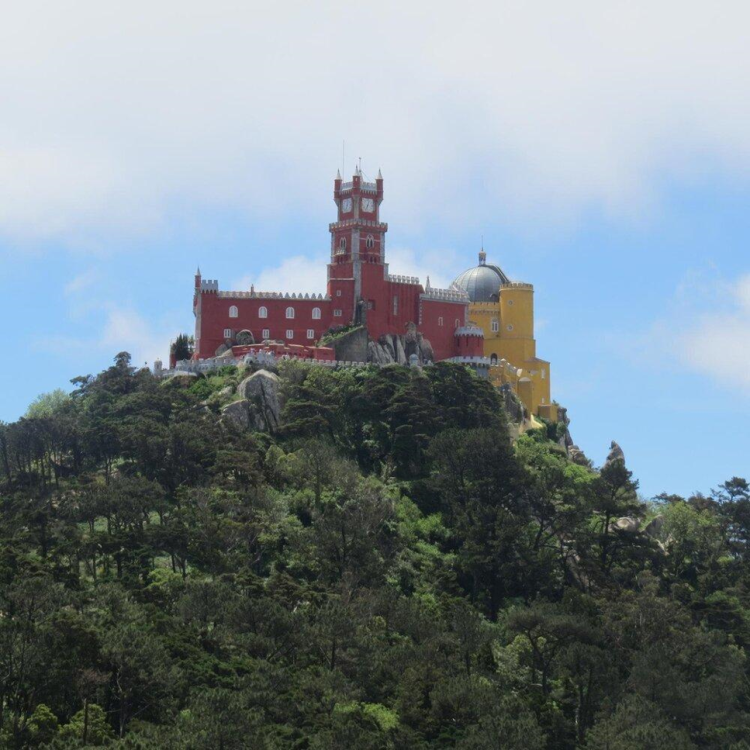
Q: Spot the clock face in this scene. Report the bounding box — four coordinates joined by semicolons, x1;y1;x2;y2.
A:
361;197;375;212
341;198;352;213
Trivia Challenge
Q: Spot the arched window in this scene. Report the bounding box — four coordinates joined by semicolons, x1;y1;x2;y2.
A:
258;306;268;319
229;305;238;318
490;354;498;365
338;237;347;253
365;235;374;250
438;317;443;327
455;318;460;328
286;307;295;319
312;307;321;319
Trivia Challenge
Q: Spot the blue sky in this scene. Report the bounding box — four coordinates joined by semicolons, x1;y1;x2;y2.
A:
1;2;748;498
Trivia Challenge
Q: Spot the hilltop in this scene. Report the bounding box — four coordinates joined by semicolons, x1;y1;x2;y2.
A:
0;353;748;748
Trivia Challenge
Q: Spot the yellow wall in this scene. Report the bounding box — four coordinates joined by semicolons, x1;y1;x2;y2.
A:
469;283;556;420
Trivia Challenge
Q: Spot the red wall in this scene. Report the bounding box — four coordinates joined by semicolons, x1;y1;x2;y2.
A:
195;293;334;359
419;298;468;361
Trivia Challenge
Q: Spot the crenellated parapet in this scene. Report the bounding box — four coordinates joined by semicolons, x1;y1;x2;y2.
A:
217;291;329;300
388;274;420;285
500;282;533;290
329;219;388;231
420;287;469;303
200;279;219;292
455;325;484;337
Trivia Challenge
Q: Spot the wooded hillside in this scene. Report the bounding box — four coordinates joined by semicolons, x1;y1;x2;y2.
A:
0;353;748;748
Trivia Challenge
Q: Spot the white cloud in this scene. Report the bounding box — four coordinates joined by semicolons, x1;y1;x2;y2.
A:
231;245;462;297
64;269;100;296
35;304;175;366
675;273;750;392
233;255;328;295
640;270;750;393
4;2;750;245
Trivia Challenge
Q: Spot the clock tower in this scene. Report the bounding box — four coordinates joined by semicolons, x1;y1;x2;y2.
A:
328;166;387;322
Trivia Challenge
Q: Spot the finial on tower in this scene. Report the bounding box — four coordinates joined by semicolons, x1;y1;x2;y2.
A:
426;275;431;290
478;249;486;265
196;266;201;276
336;169;341;180
377;168;382;180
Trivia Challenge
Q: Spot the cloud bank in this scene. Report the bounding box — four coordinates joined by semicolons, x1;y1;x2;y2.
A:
4;1;750;245
676;274;750;393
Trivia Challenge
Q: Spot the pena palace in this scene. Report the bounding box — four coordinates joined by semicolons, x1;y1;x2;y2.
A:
189;167;557;421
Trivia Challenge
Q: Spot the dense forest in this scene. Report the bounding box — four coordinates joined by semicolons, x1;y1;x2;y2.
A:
0;353;749;748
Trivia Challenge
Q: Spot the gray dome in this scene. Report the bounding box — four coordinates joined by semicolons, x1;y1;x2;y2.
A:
452;252;510;302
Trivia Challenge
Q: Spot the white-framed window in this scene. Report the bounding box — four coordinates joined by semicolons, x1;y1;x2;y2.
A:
286;307;295;319
541;369;546;379
365;235;374;249
307;329;315;339
258;306;268;318
438;316;443;327
262;328;270;340
339;237;347;252
455;318;460;328
312;307;321;319
393;296;398;315
507;324;514;332
286;329;294;339
229;305;238;318
336;290;342;297
491;319;499;333
334;309;342;317
223;328;233;339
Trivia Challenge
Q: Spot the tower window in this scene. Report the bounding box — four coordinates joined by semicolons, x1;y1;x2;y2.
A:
307;329;315;339
312;307;321;319
286;329;294;340
262;328;270;340
365;235;375;250
393;296;398;315
338;237;347;254
438;317;443;326
334;309;342;317
258;306;268;318
286;307;295;319
541;369;546;379
229;305;238;318
491;319;499;333
223;328;233;339
455;319;460;328
336;290;342;297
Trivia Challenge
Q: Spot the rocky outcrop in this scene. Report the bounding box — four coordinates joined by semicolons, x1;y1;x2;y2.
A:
330;326;369;362
604;441;625;467
222;369;282;432
567;445;592;468
645;515;665;539
612;516;640;533
366;323;435;366
221;399;253;430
